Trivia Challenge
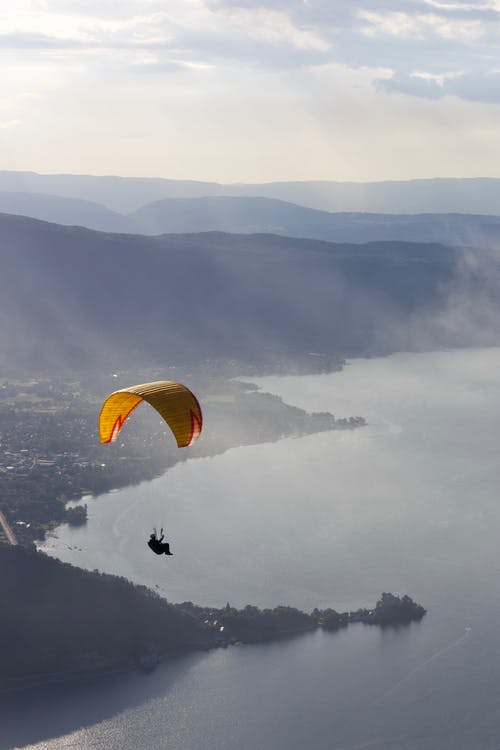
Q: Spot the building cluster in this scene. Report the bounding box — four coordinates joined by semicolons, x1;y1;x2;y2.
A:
0;379;167;542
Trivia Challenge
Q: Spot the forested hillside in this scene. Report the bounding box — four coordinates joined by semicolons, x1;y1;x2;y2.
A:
0;214;461;374
0;545;207;688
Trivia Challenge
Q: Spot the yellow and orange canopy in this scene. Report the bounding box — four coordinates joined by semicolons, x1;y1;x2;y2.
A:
99;380;202;448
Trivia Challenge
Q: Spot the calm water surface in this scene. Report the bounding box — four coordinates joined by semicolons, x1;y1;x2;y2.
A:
6;348;500;749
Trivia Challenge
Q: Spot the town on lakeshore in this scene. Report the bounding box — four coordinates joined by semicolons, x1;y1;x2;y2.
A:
0;364;365;546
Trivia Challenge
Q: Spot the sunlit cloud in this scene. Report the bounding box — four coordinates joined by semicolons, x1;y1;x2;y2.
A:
221;7;330;50
358;10;485;40
423;0;491;10
423;0;500;10
411;69;464;85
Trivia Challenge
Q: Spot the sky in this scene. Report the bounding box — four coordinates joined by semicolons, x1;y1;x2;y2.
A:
2;0;500;183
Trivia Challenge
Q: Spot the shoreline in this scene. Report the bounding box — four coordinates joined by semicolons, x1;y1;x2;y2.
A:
0;363;366;548
0;585;426;694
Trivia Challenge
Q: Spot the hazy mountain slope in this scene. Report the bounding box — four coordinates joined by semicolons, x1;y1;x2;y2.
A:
129;195;319;234
2;171;500;215
0;188;498;248
0;171;220;213
0;191;133;233
224;178;500;215
130;196;500;248
0;213;462;374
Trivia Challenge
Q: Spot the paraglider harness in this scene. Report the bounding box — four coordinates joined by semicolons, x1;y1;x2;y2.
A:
148;527;173;556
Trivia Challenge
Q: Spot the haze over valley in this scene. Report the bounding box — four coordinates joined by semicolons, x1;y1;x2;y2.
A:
0;210;478;376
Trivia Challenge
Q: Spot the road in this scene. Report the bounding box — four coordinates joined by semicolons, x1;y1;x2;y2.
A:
0;510;17;545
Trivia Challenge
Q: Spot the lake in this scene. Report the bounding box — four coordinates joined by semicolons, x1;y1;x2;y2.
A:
5;348;500;749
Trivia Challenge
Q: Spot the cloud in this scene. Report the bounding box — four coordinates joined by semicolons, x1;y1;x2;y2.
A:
405;248;500;352
449;71;500;102
221;7;330;51
129;57;205;74
1;0;499;105
0;32;80;48
208;1;500;104
379;70;500;103
3;0;500;182
357;9;485;40
423;0;500;13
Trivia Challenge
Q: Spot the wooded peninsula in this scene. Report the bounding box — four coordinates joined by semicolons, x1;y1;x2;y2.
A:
0;545;426;692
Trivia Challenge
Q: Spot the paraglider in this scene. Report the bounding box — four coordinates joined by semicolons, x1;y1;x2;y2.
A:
98;380;202;448
148;528;173;556
99;380;202;560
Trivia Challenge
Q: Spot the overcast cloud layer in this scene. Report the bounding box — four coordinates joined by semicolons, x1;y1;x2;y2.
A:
2;1;500;181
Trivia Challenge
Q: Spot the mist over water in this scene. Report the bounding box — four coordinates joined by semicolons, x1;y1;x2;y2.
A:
18;347;500;749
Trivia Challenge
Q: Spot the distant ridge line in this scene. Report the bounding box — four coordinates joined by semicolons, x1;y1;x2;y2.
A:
2;171;500;214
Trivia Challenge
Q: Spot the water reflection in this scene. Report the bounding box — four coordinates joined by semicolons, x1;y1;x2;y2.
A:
0;653;208;750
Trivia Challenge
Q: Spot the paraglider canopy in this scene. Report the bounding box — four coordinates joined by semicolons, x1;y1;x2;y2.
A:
99;380;202;448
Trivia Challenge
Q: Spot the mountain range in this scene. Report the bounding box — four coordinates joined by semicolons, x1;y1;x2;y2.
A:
0;212;474;375
3;171;500;214
1;190;500;249
3;170;500;376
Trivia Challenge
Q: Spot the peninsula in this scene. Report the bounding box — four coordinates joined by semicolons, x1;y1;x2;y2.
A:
0;545;425;691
